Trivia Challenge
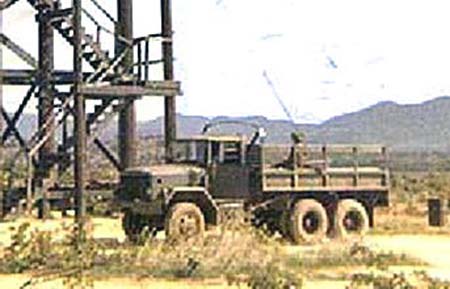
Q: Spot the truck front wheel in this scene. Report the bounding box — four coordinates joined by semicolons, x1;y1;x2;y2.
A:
334;199;369;240
165;202;205;241
122;211;155;243
289;199;328;244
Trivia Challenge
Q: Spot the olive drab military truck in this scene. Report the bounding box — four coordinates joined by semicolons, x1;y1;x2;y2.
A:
114;128;389;244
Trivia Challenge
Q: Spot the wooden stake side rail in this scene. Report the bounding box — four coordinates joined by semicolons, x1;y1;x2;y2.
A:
260;144;389;192
270;144;388;155
262;185;390;193
262;167;389;190
263;167;387;176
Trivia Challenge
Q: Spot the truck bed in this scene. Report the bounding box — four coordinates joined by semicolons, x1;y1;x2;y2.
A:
254;144;389;194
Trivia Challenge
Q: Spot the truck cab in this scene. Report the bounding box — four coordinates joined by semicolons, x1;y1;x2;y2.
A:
174;135;251;199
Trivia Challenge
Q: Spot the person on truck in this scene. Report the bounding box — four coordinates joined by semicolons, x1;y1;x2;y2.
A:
290;131;308;168
275;131;308;169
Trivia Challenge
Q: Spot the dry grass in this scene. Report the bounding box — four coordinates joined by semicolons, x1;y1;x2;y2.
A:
0;216;425;289
372;203;450;235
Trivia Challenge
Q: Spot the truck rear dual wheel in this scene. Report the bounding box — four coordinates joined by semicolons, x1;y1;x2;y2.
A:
334;199;369;240
165;202;205;241
289;199;328;244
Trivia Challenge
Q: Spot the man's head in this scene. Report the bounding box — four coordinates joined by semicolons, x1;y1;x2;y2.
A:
291;131;306;144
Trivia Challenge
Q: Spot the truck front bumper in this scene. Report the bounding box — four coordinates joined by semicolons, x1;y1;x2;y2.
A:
113;198;165;216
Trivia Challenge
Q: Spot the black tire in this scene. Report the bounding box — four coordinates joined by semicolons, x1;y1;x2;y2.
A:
251;209;281;236
165;203;205;241
289;199;328;244
334;199;369;240
122;211;155;243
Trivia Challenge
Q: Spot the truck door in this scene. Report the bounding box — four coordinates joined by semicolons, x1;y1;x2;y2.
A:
210;140;250;199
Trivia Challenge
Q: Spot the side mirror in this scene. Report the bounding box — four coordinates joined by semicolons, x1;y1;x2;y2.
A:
249;127;267;147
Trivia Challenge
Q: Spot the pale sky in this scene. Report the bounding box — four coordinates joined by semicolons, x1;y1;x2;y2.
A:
3;0;450;123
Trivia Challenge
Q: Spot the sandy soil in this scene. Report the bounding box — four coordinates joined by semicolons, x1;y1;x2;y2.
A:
1;216;449;288
0;216;126;247
0;275;245;289
366;234;450;279
0;275;351;289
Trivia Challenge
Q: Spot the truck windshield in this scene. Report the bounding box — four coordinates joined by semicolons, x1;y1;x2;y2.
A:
173;140;208;164
173;138;244;165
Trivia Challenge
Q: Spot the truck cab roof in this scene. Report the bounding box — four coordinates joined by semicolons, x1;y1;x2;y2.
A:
123;164;205;176
176;135;246;143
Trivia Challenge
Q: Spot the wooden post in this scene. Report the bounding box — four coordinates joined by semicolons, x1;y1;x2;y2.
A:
292;145;299;188
117;0;137;170
428;198;447;227
240;138;246;165
0;9;3;217
73;0;86;229
321;146;329;187
352;146;359;187
37;3;55;219
218;142;224;163
144;39;150;81
381;146;388;186
161;0;176;162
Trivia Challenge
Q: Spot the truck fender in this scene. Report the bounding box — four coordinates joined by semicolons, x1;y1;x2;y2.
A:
166;187;220;225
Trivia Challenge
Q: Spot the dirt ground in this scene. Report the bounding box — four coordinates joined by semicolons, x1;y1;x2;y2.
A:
0;215;449;289
0;274;351;289
366;235;450;279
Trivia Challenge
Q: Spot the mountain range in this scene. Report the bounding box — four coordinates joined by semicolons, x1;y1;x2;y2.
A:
8;97;450;152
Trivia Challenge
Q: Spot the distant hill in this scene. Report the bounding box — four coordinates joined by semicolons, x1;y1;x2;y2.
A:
136;97;450;152
308;97;450;152
9;97;450;152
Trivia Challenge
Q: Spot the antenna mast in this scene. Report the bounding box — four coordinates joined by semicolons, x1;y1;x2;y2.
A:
262;70;297;129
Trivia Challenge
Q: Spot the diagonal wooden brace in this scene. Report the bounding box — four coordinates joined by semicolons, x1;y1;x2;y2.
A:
93;138;121;171
0;33;38;68
2;83;37;143
0;107;27;149
0;0;21;10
